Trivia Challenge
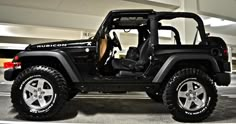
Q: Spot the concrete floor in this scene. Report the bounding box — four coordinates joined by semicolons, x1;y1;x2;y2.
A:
0;71;236;123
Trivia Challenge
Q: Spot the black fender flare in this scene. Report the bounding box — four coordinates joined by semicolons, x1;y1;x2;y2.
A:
152;54;220;83
15;50;80;82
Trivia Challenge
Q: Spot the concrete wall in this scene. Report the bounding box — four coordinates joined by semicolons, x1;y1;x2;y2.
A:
197;0;236;21
184;0;236;46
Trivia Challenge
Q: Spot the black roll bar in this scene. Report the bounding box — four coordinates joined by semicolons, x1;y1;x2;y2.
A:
155;12;207;43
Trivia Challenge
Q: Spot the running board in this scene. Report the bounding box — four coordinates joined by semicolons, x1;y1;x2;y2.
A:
75;82;159;92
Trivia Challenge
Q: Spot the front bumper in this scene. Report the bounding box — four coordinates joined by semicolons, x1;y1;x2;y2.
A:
215;72;231;86
4;69;17;81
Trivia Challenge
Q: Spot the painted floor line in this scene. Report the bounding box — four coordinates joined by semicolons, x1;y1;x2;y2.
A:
0;82;13;85
0;92;10;96
0;121;96;124
217;85;236;88
221;94;236;98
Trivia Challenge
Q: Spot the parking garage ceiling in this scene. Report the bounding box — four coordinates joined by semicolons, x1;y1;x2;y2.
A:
0;0;177;30
0;0;179;15
0;0;180;43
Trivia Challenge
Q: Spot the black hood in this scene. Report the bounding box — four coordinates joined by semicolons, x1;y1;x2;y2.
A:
26;39;95;50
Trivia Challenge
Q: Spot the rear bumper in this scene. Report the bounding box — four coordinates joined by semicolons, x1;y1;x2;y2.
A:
215;72;231;86
223;62;231;72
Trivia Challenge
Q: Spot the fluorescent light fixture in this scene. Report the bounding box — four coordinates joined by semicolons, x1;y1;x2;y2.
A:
0;43;28;50
124;29;172;39
0;23;84;40
0;25;15;36
204;17;236;27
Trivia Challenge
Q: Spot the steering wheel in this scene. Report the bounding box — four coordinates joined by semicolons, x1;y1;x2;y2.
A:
112;32;122;51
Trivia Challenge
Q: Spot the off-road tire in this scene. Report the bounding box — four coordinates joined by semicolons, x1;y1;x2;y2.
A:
11;66;68;120
163;68;217;122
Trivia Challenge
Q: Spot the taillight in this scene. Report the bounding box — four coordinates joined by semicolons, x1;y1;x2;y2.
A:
4;62;14;69
223;49;228;56
4;62;21;69
223;48;229;61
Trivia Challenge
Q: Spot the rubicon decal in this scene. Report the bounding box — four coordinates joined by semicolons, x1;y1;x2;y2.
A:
36;44;67;48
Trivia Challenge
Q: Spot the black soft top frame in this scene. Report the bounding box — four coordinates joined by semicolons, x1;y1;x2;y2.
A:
95;9;207;45
155;12;206;42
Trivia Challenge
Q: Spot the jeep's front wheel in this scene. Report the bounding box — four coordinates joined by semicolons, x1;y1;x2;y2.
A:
11;66;68;120
163;68;217;122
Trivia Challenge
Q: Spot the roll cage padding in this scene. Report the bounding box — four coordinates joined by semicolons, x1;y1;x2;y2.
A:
152;54;220;83
15;50;81;82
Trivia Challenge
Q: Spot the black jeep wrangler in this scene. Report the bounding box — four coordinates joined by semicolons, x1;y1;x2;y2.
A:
4;9;231;122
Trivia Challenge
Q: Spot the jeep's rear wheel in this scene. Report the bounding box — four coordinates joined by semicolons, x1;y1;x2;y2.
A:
163;68;217;122
11;66;68;120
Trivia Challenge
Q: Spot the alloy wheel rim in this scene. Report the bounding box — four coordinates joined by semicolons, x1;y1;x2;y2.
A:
23;78;54;110
177;79;207;111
